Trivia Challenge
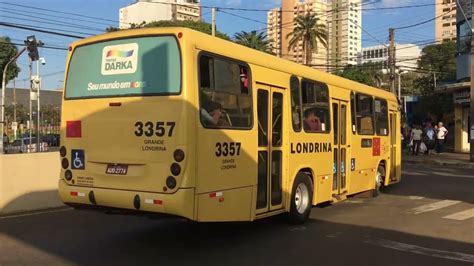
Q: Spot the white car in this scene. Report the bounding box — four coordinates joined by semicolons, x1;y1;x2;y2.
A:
4;138;48;154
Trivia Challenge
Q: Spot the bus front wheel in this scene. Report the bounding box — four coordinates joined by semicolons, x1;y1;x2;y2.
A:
289;173;313;224
373;165;385;197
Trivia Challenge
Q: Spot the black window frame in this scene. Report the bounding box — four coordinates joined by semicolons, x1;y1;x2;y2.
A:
355;93;375;135
290;75;302;132
198;52;253;130
300;78;331;134
374;97;389;136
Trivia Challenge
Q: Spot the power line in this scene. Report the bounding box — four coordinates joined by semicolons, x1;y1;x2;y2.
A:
394;6;454;30
0;21;87;39
0;2;123;25
0;6;116;27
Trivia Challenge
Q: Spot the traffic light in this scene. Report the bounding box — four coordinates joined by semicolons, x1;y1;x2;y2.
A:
24;35;43;61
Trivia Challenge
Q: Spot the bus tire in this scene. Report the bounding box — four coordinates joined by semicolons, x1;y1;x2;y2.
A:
373;165;385;197
289;173;313;224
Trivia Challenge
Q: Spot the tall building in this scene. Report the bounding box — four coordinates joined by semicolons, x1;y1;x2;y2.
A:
435;0;457;43
119;0;201;29
268;0;328;67
327;0;362;69
267;0;361;70
357;44;421;73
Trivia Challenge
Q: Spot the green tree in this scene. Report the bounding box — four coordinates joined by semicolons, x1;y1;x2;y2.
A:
336;62;385;87
408;42;456;122
286;12;328;66
417;42;456;83
107;20;230;40
234;31;271;53
144;20;230;40
0;36;20;86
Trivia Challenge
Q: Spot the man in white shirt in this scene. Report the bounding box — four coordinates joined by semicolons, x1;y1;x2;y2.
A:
411;125;423;155
436;122;448;154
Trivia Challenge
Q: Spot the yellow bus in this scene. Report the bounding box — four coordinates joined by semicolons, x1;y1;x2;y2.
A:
58;27;401;223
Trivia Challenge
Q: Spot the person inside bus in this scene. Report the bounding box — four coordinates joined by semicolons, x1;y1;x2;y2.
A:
201;100;222;126
303;109;321;131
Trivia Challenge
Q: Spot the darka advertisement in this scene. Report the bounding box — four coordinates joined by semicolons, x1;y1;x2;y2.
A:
66;36;181;98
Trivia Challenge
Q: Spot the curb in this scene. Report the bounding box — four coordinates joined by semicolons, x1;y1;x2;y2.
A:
0;206;70;219
403;159;474;169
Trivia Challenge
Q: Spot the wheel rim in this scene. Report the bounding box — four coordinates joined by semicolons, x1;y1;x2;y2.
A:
375;170;383;190
295;183;309;214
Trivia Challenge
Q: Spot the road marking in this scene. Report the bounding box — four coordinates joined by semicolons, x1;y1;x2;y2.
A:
409;200;461;214
288;225;306;232
408;196;425;200
0;208;72;220
443;208;474;221
366;238;474;263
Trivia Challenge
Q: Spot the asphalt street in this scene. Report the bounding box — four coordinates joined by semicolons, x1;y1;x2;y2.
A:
0;163;473;266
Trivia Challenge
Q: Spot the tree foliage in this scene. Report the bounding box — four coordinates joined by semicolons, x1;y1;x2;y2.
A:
417;42;456;82
234;31;271;53
287;12;328;66
0;36;20;86
106;20;231;40
336;62;385;88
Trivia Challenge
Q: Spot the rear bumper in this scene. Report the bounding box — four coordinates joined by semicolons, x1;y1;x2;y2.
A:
58;180;195;220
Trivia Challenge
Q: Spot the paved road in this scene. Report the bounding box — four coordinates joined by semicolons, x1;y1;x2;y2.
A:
0;164;473;266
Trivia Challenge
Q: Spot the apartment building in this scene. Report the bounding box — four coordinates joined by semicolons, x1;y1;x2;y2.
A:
119;0;201;29
267;0;328;67
435;0;457;43
326;0;362;69
357;44;421;73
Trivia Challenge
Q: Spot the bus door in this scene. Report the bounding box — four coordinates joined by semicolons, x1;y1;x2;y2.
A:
389;111;400;183
331;99;349;198
256;85;285;214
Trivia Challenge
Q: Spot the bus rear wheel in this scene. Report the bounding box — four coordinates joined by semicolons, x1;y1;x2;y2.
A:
373;165;385;197
289;173;313;224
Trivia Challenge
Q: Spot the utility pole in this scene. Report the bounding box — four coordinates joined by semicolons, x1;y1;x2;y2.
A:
13;78;17;140
211;7;217;36
388;28;396;95
470;0;474;162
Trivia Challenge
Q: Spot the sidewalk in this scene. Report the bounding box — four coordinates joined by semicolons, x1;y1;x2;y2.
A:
402;152;474;169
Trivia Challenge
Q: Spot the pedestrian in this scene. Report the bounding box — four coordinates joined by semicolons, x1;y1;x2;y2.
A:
423;122;436;155
435;122;448;154
410;124;423;156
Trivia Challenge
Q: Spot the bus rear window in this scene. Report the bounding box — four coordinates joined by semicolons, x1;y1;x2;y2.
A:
65;36;181;99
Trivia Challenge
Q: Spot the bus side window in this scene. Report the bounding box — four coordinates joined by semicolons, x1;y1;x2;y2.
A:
355;94;374;135
301;79;330;133
199;55;252;129
350;92;357;134
290;76;302;132
375;98;389;136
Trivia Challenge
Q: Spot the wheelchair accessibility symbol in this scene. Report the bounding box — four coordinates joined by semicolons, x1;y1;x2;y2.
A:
71;149;85;170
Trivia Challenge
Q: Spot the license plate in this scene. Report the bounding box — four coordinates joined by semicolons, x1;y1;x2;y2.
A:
106;164;128;175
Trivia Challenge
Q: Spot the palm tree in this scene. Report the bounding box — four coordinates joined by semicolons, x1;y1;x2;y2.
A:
287;12;328;66
234;31;271;53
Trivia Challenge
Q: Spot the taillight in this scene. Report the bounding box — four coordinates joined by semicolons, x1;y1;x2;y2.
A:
65;170;73;181
60;146;67;157
166;176;177;189
66;121;82;138
173;149;185;162
61;158;69;169
170;163;181;176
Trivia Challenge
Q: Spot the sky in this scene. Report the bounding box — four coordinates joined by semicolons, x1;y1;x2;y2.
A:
0;0;436;90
